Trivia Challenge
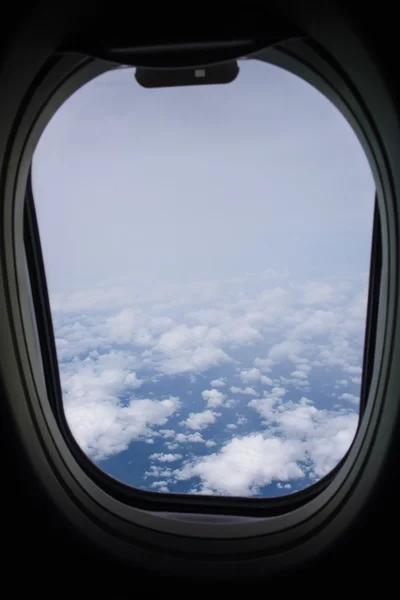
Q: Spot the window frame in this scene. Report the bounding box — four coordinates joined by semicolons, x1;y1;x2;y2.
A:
21;44;384;517
1;3;398;579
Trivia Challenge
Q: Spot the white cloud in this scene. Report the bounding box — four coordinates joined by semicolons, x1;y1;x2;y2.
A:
174;434;305;496
210;378;226;387
52;268;367;496
339;393;359;405
268;340;304;363
231;386;259;396
239;368;273;385
201;388;226;408
249;395;358;478
151;481;170;492
149;453;183;462
159;429;175;438
344;366;362;375
165;442;179;450
254;357;274;372
64;388;180;462
150;324;232;375
301;282;336;305
277;483;292;489
144;466;173;479
174;393;358;497
290;370;308;380
175;432;207;444
297;363;311;373
293;310;339;339
157;346;232;376
181;410;221;430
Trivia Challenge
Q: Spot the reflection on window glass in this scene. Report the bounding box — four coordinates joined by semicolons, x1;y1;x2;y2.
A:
32;59;375;497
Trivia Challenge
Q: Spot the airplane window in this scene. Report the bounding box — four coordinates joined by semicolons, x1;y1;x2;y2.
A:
30;59;375;498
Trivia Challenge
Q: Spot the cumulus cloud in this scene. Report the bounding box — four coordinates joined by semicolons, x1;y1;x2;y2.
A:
290;370;308;380
174;434;305;496
180;410;221;430
339;393;359;404
65;394;181;461
52;268;367;496
151;481;170;492
268;340;304;363
150;324;232;375
301;282;337;305
231;386;259;396
144;466;173;479
239;368;273;385
175;431;215;446
201;388;225;407
106;308;173;346
157;346;231;376
149;453;183;462
175;394;358;496
248;395;357;478
254;357;274;372
210;378;226;387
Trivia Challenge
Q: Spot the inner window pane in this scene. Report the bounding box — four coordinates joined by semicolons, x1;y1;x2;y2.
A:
31;59;375;497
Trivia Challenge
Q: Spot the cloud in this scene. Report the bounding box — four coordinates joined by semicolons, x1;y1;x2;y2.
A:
239;368;273;385
149;453;183;462
151;481;170;492
210;378;226;387
154;333;232;375
336;379;349;387
180;410;221;430
52;268;367;496
144;466;173;479
159;429;175;438
150;325;232;375
344;366;362;375
268;340;304;363
301;282;337;305
174;432;206;443
174;434;305;496
230;386;259;396
65;394;181;462
254;357;274;372
201;388;225;407
290;370;308;380
174;394;358;496
248;395;357;478
106;308;172;346
338;393;359;404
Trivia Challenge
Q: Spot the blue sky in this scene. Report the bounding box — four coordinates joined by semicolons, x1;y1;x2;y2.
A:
31;58;374;497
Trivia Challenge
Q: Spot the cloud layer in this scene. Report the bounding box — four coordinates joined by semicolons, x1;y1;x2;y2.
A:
53;270;367;495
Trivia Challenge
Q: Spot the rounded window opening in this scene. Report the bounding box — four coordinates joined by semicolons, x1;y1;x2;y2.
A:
31;58;375;498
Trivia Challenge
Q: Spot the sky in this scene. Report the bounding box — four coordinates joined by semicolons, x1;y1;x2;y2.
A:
31;58;375;497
